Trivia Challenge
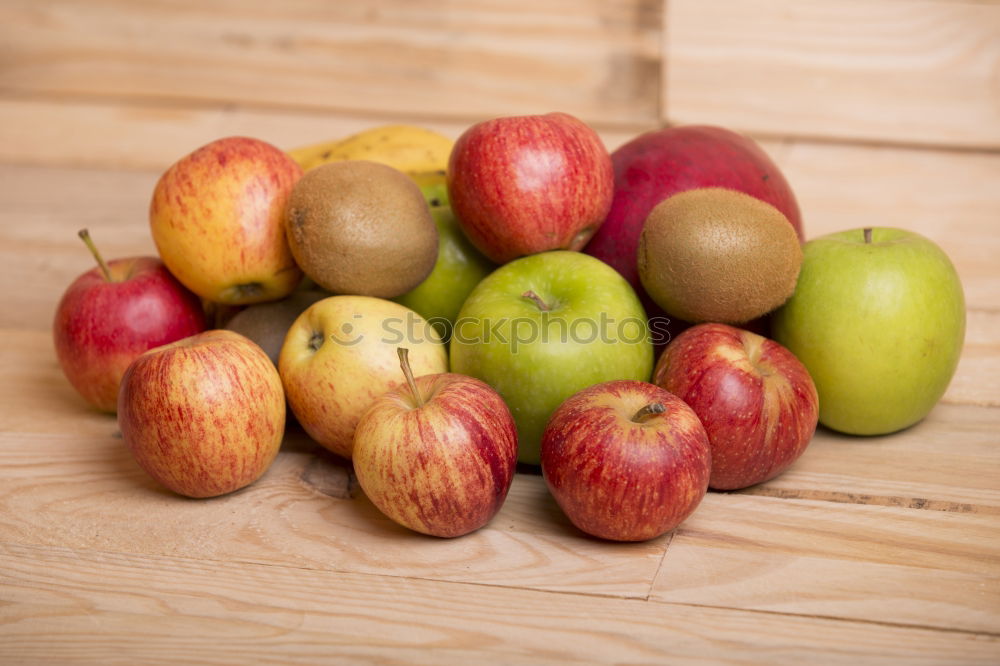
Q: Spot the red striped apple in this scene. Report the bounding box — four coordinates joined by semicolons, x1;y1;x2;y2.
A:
654;323;818;490
353;348;518;537
447;112;614;264
118;330;285;498
150;136;303;305
53;229;206;412
540;380;711;542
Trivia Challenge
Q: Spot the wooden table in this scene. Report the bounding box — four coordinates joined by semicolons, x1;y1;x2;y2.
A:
2;1;999;662
1;154;997;664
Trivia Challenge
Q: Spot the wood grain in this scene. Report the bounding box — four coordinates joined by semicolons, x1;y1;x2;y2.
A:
664;0;1000;149
653;487;1000;634
2;542;997;665
945;309;1000;408
0;97;647;171
0;165;159;334
0;421;667;599
0;0;661;126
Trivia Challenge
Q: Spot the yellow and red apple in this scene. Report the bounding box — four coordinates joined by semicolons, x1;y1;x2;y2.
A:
118;330;286;498
150;136;303;305
353;349;518;537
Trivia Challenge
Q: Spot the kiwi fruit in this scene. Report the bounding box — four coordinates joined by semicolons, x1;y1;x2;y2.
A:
638;188;802;324
284;161;438;298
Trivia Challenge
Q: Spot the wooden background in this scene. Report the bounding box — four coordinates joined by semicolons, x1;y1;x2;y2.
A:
1;1;998;663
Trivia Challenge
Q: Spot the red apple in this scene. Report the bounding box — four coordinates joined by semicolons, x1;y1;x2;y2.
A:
653;323;818;490
118;330;286;498
584;125;803;315
352;348;518;538
447;112;614;264
53;229;207;412
540;380;711;542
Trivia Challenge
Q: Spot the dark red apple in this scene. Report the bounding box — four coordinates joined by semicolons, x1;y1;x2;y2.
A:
653;323;818;490
540;380;711;542
53;229;207;412
352;348;519;538
584;125;803;310
447;112;614;264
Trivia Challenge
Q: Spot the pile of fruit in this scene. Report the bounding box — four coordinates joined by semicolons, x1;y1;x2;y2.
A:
53;114;966;542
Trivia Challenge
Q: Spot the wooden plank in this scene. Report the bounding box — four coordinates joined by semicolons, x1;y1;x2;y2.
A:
1;542;997;665
761;138;1000;312
0;423;667;599
0;0;661;127
0;330;119;436
664;0;1000;149
652;490;1000;634
0;96;645;171
742;402;1000;512
946;309;1000;408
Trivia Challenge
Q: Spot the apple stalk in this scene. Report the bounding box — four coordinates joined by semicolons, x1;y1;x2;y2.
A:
521;290;551;311
78;228;114;282
632;402;665;423
397;347;425;408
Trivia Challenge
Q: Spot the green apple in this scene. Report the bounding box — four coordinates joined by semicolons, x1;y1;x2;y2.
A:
394;206;495;340
772;227;965;436
410;169;450;209
450;251;653;464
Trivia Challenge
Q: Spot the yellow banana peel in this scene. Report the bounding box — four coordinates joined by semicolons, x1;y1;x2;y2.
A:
288;124;454;174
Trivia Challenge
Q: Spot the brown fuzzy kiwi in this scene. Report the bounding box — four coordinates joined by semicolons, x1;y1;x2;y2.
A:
284;161;438;298
638;188;802;324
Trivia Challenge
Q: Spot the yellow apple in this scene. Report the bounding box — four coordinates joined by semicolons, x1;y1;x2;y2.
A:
150;136;303;305
278;295;448;459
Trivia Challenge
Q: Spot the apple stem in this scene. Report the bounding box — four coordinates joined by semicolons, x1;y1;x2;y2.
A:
521;290;551;311
78;228;114;282
397;347;425;408
632;402;666;423
863;227;873;244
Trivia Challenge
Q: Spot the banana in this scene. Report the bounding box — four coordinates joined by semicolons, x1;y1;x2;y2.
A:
288;125;454;174
286;141;338;168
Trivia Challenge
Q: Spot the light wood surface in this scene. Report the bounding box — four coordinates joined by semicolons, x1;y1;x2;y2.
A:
2;1;998;664
0;0;661;127
665;0;1000;149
